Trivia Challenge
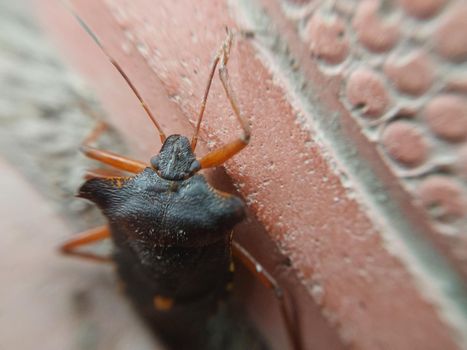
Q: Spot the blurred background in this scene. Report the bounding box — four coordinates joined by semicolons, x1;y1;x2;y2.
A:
0;1;163;349
2;0;467;350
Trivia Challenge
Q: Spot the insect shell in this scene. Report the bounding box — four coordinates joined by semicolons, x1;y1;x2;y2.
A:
78;135;247;349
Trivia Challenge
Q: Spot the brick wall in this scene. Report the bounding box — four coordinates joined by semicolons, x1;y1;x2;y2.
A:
38;0;467;349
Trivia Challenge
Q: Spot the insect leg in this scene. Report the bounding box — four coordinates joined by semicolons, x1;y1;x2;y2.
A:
191;30;231;150
198;30;251;169
80;121;148;173
84;167;127;180
232;241;302;350
60;225;111;263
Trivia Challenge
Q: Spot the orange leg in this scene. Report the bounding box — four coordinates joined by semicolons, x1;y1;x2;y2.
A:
81;121;148;173
191;30;231;150
232;241;302;350
196;29;251;168
60;225;112;263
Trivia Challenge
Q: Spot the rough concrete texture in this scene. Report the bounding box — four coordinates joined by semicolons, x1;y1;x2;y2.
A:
0;1;162;349
31;0;467;349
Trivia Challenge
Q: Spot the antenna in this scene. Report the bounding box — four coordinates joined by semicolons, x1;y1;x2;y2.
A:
63;2;167;143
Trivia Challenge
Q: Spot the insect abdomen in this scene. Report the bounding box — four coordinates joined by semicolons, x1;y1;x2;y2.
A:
78;169;246;349
112;225;233;349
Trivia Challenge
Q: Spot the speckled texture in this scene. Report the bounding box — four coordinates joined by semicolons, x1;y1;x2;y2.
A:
37;0;467;349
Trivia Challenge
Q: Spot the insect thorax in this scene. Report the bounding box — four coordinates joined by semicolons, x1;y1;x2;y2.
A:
78;168;245;248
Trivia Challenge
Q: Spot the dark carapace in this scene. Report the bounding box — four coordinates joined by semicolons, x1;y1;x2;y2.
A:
79;137;245;348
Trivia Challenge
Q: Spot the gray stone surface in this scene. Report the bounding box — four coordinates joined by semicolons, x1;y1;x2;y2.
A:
0;0;138;230
0;1;161;349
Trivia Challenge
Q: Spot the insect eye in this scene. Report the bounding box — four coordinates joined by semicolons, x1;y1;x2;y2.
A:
150;156;160;170
188;160;200;174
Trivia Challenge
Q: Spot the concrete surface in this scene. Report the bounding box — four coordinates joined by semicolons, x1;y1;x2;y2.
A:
0;1;162;349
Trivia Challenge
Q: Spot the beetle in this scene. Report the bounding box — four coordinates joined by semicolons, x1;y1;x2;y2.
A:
60;8;301;350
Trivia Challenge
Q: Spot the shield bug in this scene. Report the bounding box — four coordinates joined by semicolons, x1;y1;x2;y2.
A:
60;8;301;350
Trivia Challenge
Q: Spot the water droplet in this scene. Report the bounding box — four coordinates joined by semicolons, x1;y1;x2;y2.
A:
136;42;149;59
311;283;325;305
